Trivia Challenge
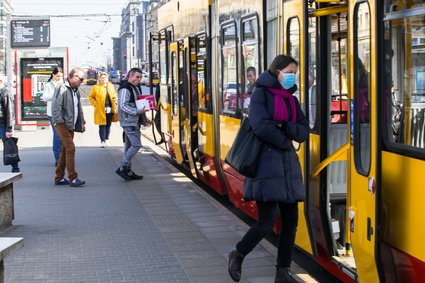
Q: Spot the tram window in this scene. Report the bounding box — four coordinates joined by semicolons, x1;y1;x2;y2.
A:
308;17;318;131
287;17;301;103
221;24;238;115
330;14;348;125
241;18;260;114
179;46;185;108
196;34;210;112
159;42;167;85
386;0;425;12
354;2;372;175
171;51;178;116
189;37;198;118
384;13;425;149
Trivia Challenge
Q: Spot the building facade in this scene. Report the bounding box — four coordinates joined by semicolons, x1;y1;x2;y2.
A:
0;0;13;76
113;0;171;75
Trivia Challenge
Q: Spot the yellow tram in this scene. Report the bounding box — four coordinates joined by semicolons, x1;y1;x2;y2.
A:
147;0;425;281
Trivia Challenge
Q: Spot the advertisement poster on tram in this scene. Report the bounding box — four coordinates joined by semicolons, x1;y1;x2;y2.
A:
20;57;63;121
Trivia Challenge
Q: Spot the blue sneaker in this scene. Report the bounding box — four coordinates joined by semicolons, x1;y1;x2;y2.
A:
55;178;70;185
70;178;85;187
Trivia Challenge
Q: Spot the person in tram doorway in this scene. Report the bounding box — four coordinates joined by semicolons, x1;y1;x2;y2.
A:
88;72;118;148
0;75;20;173
52;68;86;187
116;68;147;181
228;55;309;283
42;67;64;166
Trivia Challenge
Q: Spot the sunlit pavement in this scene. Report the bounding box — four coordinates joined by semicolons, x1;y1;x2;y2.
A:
0;85;316;283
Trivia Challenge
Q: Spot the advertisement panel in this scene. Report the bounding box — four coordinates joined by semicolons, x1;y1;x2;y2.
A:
20;57;63;121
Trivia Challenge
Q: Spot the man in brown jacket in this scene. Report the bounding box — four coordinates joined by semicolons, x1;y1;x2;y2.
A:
52;68;86;187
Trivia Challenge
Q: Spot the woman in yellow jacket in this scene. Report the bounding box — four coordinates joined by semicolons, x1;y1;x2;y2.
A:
89;72;118;147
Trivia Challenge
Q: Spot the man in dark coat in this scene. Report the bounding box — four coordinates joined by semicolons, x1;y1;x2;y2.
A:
0;75;20;172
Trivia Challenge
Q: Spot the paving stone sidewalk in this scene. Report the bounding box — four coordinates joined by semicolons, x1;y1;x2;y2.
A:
0;106;315;283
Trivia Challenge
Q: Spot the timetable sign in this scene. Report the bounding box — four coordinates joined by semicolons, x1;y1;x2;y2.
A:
11;19;50;47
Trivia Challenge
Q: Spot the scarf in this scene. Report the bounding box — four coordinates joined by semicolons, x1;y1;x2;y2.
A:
267;88;297;123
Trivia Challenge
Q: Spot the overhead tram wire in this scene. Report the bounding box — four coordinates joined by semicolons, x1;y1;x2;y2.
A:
12;13;123;18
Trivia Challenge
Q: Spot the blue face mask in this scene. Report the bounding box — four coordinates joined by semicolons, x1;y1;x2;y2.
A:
279;72;296;89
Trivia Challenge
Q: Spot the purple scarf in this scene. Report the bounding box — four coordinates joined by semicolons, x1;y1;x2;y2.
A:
267;88;297;122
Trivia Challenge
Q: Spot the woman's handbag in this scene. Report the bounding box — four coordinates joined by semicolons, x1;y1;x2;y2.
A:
225;118;263;177
111;111;118;122
3;137;20;165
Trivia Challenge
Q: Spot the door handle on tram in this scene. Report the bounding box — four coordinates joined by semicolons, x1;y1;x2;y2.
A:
309;143;349;180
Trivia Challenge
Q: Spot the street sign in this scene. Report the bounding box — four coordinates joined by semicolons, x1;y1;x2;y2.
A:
11;19;50;48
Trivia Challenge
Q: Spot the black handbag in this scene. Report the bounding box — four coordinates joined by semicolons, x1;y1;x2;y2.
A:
225;118;262;177
3;137;20;165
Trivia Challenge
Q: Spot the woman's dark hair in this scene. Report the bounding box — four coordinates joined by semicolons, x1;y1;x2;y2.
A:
268;55;298;78
47;67;63;82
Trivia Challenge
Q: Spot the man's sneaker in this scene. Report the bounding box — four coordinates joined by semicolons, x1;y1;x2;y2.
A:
11;169;20;173
116;167;131;180
55;178;70;185
127;171;143;180
70;178;86;187
101;141;106;148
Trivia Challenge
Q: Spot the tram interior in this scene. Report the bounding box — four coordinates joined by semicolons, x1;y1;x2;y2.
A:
328;12;349;257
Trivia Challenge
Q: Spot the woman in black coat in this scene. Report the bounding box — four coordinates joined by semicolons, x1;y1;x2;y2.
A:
228;55;309;283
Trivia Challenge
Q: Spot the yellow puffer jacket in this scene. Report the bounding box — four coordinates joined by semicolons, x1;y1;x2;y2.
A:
88;82;118;125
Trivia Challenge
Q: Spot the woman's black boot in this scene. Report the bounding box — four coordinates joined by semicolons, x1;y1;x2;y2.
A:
275;267;297;283
228;249;244;282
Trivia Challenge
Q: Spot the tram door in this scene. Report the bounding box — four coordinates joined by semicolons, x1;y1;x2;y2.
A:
307;3;356;279
347;2;380;282
183;36;199;177
282;0;313;256
169;41;187;164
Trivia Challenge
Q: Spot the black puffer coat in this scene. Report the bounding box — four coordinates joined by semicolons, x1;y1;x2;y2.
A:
243;70;309;203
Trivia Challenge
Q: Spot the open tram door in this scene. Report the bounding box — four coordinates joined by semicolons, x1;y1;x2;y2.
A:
148;31;164;146
347;1;382;282
149;29;172;150
183;36;200;177
307;1;381;281
169;40;188;164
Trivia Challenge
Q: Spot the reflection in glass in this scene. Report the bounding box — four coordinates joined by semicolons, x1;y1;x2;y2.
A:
330;13;348;125
197;35;208;110
160;42;167;85
288;17;301;102
171;52;178;116
308;17;318;129
355;2;371;174
222;24;238;114
386;14;425;148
